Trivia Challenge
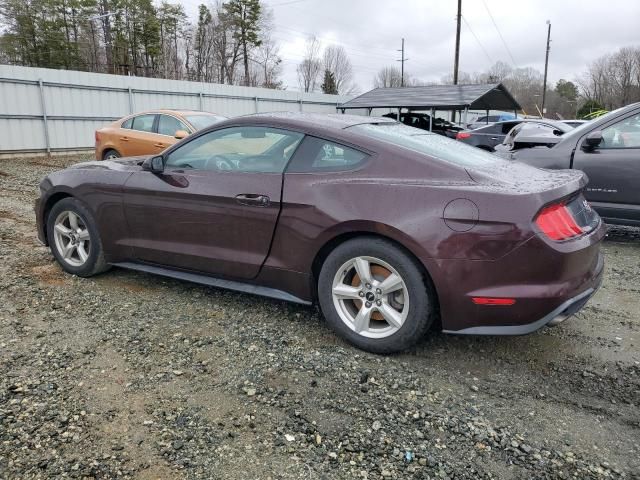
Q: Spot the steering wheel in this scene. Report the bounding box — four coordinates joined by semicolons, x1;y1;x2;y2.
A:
204;154;235;171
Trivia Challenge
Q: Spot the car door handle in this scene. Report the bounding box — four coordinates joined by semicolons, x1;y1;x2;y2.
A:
120;136;129;141
490;137;499;140
154;143;165;148
235;194;270;207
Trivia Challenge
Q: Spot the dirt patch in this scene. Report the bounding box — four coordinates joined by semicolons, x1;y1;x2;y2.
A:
30;262;68;287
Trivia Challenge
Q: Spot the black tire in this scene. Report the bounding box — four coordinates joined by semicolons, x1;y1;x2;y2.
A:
318;237;435;353
103;149;121;160
46;197;110;277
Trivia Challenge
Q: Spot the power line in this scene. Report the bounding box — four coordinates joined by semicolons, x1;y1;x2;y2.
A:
481;0;517;67
460;15;494;65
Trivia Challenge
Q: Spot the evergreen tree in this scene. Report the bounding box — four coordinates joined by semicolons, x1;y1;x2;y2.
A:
321;69;337;94
223;0;261;86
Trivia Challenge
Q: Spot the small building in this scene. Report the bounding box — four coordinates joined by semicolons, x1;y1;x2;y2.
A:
338;83;521;129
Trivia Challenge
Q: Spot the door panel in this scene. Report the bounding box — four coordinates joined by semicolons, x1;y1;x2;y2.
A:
122;169;283;279
124;114;159;156
573;148;640;207
573;111;640;213
120;125;305;279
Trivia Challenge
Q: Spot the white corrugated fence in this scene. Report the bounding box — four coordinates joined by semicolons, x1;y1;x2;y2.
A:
0;65;352;155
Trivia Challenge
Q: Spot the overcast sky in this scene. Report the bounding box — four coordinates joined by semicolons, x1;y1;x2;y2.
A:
186;0;640;93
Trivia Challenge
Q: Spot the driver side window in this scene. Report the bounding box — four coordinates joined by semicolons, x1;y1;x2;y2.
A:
165;126;304;173
601;113;640;149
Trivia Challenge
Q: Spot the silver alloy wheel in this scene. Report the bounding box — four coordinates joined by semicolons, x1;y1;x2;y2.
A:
53;210;91;267
105;152;119;160
331;256;409;339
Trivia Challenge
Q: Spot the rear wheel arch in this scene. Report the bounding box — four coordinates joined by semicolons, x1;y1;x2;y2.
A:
311;231;440;311
102;148;121;160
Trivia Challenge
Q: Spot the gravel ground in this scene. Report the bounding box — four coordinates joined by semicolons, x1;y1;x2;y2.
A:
1;155;639;480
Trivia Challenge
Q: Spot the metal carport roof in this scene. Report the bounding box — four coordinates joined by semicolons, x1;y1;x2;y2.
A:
339;83;521;111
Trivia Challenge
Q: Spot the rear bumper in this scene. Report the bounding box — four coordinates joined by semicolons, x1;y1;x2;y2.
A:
432;218;606;335
443;252;604;335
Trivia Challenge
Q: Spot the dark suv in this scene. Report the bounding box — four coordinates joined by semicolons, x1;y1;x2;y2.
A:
511;102;640;226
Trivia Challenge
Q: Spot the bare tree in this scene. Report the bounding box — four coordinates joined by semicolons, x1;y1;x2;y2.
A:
373;66;406;88
254;34;282;88
297;36;322;92
578;46;640;109
250;5;282;89
322;45;356;94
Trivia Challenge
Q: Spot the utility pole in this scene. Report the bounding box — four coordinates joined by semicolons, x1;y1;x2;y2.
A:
541;20;551;117
453;0;461;85
396;38;408;87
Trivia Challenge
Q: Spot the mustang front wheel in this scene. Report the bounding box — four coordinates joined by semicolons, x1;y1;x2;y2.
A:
46;198;109;277
318;237;435;353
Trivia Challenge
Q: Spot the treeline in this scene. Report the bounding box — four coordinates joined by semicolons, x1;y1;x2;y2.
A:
0;0;285;88
372;45;640;119
578;46;640;111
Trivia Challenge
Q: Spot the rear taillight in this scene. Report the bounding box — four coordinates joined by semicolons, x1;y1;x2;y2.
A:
535;203;583;241
456;132;471;140
95;131;100;143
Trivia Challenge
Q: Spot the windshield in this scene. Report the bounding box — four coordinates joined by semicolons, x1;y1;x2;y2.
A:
349;122;507;168
185;114;227;131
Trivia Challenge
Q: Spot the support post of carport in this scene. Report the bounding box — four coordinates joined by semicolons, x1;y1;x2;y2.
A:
367;108;372;116
397;107;401;121
485;109;489;124
463;106;469;127
429;108;434;132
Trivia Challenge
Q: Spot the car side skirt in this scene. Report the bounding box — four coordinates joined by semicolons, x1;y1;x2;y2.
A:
111;262;313;305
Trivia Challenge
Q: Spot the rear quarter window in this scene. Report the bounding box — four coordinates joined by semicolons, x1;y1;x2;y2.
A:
121;118;133;129
287;136;368;173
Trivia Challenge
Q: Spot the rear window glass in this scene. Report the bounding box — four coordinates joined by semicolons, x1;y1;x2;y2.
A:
131;114;156;133
350;123;504;168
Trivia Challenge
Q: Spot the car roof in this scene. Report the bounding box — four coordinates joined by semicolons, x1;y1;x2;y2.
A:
235;112;396;130
138;109;219;116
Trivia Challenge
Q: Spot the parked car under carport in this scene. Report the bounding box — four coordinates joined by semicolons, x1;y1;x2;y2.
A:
456;119;571;152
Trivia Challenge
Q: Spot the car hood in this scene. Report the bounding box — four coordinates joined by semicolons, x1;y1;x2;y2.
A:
68;156;151;171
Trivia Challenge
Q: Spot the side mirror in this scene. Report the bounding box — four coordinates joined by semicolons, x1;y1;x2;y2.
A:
142;155;164;173
174;129;189;140
582;130;603;151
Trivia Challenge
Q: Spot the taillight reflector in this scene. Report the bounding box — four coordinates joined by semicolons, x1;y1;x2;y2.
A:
456;132;471;140
535;203;583;241
95;131;100;143
472;297;516;305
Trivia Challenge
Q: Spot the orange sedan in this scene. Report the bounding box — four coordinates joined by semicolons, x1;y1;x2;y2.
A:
95;110;227;160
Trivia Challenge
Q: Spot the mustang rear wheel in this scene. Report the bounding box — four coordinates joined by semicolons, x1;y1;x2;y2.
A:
46;198;110;277
318;237;435;353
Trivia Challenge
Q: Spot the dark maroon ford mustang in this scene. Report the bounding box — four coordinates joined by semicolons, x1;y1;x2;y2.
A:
35;113;605;353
